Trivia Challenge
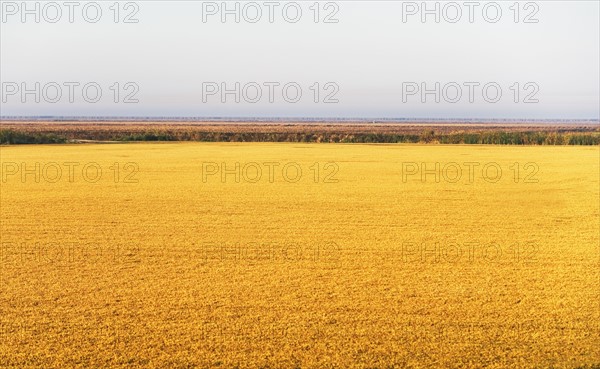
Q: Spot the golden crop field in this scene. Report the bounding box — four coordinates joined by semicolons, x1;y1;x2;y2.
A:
0;143;598;368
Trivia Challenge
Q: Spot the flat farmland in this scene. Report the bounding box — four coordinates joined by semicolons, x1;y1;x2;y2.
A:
0;143;599;368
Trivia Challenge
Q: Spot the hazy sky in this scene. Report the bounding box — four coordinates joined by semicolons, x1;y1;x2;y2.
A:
1;0;599;119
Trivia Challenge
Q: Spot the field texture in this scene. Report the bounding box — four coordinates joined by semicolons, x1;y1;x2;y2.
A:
0;143;599;368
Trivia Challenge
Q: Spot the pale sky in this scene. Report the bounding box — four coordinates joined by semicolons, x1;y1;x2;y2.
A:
1;0;599;119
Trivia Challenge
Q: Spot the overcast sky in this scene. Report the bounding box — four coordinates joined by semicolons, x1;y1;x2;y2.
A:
1;1;599;119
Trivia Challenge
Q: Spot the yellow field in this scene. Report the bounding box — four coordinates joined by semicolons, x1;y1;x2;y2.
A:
0;143;598;368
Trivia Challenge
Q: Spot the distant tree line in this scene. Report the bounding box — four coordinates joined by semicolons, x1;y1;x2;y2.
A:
1;128;599;145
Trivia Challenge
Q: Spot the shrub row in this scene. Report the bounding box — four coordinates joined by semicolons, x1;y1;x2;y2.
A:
1;129;599;145
0;130;67;144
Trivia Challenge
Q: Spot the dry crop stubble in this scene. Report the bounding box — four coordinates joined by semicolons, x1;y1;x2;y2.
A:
0;143;598;368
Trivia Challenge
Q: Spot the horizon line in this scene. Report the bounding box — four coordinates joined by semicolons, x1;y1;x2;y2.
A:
1;116;599;123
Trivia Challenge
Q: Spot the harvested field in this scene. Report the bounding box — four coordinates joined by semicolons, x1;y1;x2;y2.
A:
1;143;598;368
